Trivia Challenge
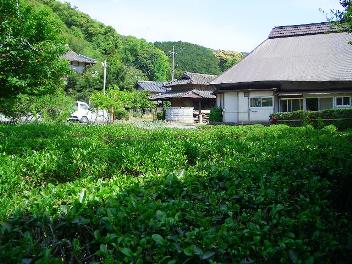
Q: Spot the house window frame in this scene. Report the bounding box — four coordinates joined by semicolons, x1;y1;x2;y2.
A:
335;96;351;107
279;98;304;112
305;97;334;111
249;96;273;108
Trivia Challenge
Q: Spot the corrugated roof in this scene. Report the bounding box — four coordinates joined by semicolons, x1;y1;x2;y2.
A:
63;51;96;64
165;72;217;87
137;81;167;93
151;89;216;100
212;23;352;86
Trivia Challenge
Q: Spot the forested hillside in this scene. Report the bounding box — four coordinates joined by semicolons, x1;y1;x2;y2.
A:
155;41;245;78
11;0;246;100
32;0;170;96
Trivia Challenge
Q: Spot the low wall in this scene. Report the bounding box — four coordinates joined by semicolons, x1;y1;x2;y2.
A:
165;107;194;123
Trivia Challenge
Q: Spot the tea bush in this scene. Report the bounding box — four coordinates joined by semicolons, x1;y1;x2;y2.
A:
0;124;351;263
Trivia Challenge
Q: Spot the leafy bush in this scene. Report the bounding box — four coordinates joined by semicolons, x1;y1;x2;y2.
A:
91;90;155;121
270;109;352;130
0;124;351;263
0;92;74;122
209;107;223;122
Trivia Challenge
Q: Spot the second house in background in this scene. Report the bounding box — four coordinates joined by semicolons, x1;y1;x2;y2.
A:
151;72;217;123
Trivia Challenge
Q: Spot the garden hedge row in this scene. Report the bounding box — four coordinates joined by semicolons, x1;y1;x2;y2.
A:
270;109;352;130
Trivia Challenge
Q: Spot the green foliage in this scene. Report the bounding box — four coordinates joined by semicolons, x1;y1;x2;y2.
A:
0;91;74;122
155;42;246;78
214;50;246;72
270;109;352;130
36;0;171;87
155;41;222;78
335;1;352;30
0;0;69;99
209;107;223;122
91;90;155;120
0;124;351;263
65;64;103;101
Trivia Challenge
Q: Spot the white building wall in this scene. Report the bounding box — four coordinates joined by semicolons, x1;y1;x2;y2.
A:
238;92;249;123
248;91;274;122
219;90;275;123
223;92;238;123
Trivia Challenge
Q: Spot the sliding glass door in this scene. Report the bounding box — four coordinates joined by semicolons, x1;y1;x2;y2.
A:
306;98;333;111
280;99;303;112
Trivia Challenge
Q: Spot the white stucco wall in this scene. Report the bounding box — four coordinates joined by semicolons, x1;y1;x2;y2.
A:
219;90;274;123
248;91;274;122
223;92;238;123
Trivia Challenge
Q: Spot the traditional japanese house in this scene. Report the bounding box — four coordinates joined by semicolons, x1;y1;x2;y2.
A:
151;72;217;123
64;50;96;73
212;22;352;123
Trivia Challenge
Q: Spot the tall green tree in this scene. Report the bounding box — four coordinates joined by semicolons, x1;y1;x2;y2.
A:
337;0;352;29
0;0;69;99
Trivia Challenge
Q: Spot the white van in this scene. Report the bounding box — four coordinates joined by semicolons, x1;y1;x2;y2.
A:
69;101;110;124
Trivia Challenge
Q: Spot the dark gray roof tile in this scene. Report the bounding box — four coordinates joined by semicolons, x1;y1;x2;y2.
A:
137;81;167;93
63;51;96;64
212;23;352;85
165;72;217;87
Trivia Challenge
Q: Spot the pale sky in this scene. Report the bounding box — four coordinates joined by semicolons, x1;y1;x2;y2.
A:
58;0;343;52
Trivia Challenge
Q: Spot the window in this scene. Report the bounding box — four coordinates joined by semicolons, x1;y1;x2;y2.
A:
79;103;89;110
280;99;303;112
250;97;273;108
306;98;319;111
306;98;334;111
336;96;351;107
319;98;333;110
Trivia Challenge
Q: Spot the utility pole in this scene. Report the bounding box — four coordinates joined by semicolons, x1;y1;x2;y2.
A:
170;46;176;81
16;0;19;15
102;60;107;95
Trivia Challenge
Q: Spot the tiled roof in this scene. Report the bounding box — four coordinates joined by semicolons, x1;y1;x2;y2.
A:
63;50;96;64
165;72;217;87
212;22;352;86
151;89;216;100
268;22;340;39
137;81;167;93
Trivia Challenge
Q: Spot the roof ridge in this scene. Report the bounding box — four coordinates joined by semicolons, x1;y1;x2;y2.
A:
272;21;331;29
185;71;217;77
268;21;342;39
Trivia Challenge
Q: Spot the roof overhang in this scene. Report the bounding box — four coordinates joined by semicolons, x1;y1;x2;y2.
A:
214;81;281;92
214;81;352;93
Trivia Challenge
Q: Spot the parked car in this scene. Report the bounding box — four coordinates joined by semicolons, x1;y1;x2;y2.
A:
69;101;110;124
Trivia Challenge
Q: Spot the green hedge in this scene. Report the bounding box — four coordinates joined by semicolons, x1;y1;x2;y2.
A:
209;107;223;122
270;109;352;130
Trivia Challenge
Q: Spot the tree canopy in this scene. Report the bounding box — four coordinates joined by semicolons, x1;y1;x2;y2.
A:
154;41;246;79
35;0;171;89
337;0;352;29
0;0;68;99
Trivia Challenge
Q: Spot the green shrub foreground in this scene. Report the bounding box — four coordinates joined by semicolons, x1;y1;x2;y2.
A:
270;109;352;130
0;124;351;263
